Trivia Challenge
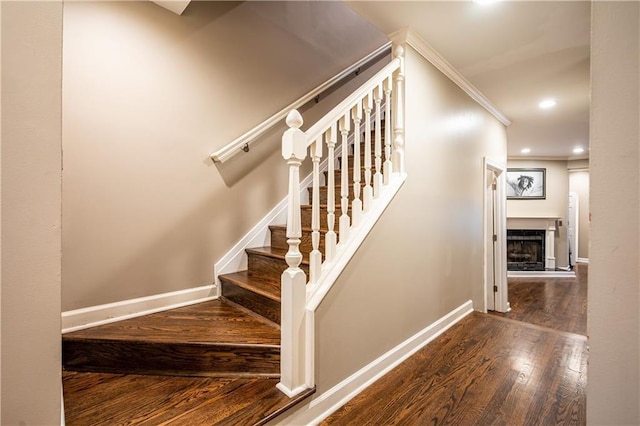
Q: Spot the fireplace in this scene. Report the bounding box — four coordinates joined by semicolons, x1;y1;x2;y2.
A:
507;229;545;271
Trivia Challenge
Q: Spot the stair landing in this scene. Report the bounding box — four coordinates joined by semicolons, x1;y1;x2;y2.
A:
63;371;314;426
63;299;281;377
63;299;315;424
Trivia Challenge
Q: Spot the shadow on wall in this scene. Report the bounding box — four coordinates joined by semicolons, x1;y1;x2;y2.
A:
65;161;284;309
212;51;391;188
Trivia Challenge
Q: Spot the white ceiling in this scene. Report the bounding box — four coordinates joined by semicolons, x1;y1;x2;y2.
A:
346;1;591;160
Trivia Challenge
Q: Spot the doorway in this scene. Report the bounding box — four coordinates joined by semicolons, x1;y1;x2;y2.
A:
484;158;509;313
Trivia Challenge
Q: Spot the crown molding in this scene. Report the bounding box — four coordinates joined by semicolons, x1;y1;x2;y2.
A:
388;27;511;127
151;0;191;15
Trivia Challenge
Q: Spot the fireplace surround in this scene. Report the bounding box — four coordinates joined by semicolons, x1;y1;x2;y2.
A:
506;217;559;271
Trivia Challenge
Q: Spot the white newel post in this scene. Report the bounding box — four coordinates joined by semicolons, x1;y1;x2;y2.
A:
392;44;405;175
278;110;308;397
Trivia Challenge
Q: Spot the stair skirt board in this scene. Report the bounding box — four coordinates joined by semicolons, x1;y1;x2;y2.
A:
275;300;474;425
62;285;217;334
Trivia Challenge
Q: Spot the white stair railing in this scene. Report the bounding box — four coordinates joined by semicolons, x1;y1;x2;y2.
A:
277;44;407;397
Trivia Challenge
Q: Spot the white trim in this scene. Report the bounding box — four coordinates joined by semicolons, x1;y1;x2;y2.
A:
577;257;589;264
213;193;292;287
213;109;379;289
151;0;191;15
275;300;474;425
388;28;511;127
483;158;509;313
61;285;217;333
508;270;576;278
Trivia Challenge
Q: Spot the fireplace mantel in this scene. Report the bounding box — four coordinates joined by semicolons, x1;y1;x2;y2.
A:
507;217;560;270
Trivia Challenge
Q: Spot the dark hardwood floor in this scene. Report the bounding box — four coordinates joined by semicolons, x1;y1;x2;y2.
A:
489;264;588;335
63;372;314;426
322;265;588;425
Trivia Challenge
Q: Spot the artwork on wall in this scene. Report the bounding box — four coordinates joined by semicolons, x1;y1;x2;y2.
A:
506;168;546;199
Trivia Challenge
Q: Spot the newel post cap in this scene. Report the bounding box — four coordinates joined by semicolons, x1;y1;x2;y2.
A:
282;110;307;161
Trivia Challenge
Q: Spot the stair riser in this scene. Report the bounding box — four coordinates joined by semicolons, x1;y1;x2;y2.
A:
270;227;326;255
338;154;379;169
248;252;309;283
300;206;344;229
324;169;378;183
309;187;359;205
221;281;280;325
63;339;280;376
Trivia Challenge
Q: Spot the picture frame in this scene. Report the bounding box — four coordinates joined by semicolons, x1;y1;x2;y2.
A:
506;168;546;199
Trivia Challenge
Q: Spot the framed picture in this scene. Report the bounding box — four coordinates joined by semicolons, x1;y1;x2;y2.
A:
506;168;546;199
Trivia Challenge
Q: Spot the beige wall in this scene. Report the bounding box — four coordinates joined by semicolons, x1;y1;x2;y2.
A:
588;1;639;423
61;1;387;311
568;169;589;260
1;2;63;424
278;44;507;419
506;159;569;267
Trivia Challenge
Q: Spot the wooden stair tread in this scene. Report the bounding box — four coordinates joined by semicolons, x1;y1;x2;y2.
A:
63;371;315;426
246;246;310;265
220;270;281;302
63;299;280;346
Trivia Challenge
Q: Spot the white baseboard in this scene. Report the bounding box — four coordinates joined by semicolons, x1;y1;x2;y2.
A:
274;300;474;425
577;257;589;264
507;270;576;278
62;285;217;333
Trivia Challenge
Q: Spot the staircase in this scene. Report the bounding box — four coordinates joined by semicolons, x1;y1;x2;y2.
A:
63;45;406;424
61;135;382;426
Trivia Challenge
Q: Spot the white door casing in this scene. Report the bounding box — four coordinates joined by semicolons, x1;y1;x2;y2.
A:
568;191;579;267
484;158;509;313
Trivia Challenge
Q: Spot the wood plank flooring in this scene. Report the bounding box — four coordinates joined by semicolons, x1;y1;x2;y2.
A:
490;264;588;335
63;372;314;426
321;266;588;425
64;299;281;345
322;313;587;425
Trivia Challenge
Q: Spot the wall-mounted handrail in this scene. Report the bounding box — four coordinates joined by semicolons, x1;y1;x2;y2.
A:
210;42;392;163
304;58;400;145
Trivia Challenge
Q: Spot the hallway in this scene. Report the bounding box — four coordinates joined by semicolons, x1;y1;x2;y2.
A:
321;266;588;425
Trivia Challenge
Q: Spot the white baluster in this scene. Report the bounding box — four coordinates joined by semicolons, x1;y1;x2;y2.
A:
279;109;307;397
339;112;351;243
324;125;337;262
309;137;322;283
373;84;383;197
351;101;363;227
362;94;373;212
392;44;405;174
383;76;392;185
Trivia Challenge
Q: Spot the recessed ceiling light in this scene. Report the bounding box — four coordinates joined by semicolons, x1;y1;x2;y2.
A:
539;99;557;109
474;0;499;4
573;147;585;154
521;148;531;154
